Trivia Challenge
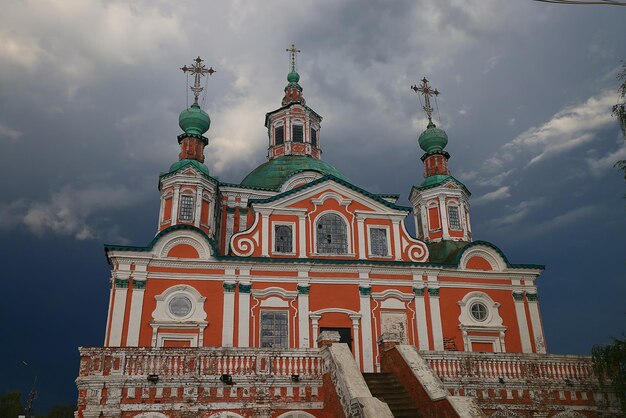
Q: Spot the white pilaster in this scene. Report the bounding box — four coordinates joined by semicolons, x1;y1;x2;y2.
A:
237;282;251;347
298;215;306;258
512;291;532;353
310;314;321;348
171;186;180;226
420;205;428;239
225;207;235;252
108;276;129;347
125;275;146;347
350;314;362;370
413;283;430;351
427;277;444;351
261;212;270;257
438;196;450;240
358;286;374;372
221;281;236;347
357;218;366;259
297;284;310;348
194;188;202;227
527;292;546;354
392;220;402;260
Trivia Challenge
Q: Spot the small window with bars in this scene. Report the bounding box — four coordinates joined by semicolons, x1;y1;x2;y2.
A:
369;228;388;257
316;213;348;254
260;310;288;348
292;125;303;143
448;206;461;230
310;128;318;148
275;126;284;146
274;225;293;253
179;195;195;221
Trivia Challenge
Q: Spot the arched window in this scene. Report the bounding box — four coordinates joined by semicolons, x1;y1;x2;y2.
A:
274;224;293;253
316;213;348;254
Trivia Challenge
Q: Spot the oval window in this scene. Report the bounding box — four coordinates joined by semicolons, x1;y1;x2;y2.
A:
169;295;192;318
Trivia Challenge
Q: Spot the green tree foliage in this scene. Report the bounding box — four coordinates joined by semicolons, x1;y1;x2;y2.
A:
592;337;626;413
0;391;26;417
614;63;626;179
46;405;76;418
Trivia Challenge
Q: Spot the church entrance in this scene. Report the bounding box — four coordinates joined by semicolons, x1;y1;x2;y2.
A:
320;327;352;351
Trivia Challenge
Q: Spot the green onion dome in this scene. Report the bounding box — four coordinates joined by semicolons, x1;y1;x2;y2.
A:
179;103;210;136
418;121;448;153
287;69;300;84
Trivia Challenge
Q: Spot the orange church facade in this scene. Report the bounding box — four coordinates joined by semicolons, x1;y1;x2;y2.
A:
76;55;617;418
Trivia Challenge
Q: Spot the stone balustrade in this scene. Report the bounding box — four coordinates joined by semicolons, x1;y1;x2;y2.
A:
422;351;596;386
79;347;324;380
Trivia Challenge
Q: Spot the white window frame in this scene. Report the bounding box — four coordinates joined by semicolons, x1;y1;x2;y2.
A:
156;332;198;348
366;224;392;258
313;210;353;256
291;119;304;143
178;190;195;222
259;309;290;349
272;221;296;255
447;205;462;231
274;123;285;146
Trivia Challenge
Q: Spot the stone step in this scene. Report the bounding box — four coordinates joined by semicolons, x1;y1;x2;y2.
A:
362;372;419;418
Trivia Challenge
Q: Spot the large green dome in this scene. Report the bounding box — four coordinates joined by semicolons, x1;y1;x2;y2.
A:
241;155;349;189
418;121;448;153
179;103;210;136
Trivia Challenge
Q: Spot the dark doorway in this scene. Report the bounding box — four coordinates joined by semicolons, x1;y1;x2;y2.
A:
320;327;353;351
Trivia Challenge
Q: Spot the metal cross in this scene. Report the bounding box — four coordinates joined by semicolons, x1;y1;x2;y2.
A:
286;44;301;71
180;56;216;105
411;77;440;122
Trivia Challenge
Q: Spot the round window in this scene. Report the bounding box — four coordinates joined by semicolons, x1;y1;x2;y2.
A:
169;295;192;318
469;301;488;322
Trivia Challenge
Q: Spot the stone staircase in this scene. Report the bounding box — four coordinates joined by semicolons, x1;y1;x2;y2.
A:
362;372;419;417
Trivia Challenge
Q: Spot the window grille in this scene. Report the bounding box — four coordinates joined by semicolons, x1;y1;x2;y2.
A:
470;302;488;322
274;225;293;253
275;126;284;145
292;125;303;143
448;206;461;230
316;213;348;254
310;128;317;148
260;311;288;348
369;228;388;256
179;195;195;221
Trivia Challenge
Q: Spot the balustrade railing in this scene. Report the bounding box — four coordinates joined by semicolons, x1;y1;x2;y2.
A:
421;352;596;384
79;347;324;379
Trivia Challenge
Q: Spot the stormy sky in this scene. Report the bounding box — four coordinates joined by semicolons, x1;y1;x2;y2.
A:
0;0;624;412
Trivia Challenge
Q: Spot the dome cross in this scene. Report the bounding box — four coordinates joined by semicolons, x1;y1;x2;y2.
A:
286;44;301;71
180;56;216;106
411;77;440;122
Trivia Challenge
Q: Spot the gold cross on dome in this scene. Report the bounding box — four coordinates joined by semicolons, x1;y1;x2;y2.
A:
411;77;440;122
286;44;301;71
180;56;216;105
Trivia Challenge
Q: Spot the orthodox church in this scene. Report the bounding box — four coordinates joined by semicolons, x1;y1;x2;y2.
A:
75;49;617;418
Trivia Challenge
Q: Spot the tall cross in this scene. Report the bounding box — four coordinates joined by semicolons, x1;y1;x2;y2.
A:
180;56;216;105
286;44;300;71
411;77;440;122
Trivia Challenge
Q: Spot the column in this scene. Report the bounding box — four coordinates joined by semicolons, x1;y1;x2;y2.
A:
237;282;252;347
221;281;237;347
413;285;430;350
428;285;444;351
171;186;180;226
298;215;307;258
358;286;374;372
357;218;366;259
126;272;147;347
297;284;310;348
108;275;129;347
310;314;321;348
526;291;546;353
350;314;362;370
512;291;532;353
420;205;428;239
224;207;235;252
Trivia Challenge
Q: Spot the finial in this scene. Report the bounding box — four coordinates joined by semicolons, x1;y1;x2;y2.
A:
180;56;216;106
286;44;301;72
411;77;440;123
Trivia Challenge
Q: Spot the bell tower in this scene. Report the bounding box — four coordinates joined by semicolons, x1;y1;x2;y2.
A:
409;78;472;243
265;44;323;160
157;57;218;236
